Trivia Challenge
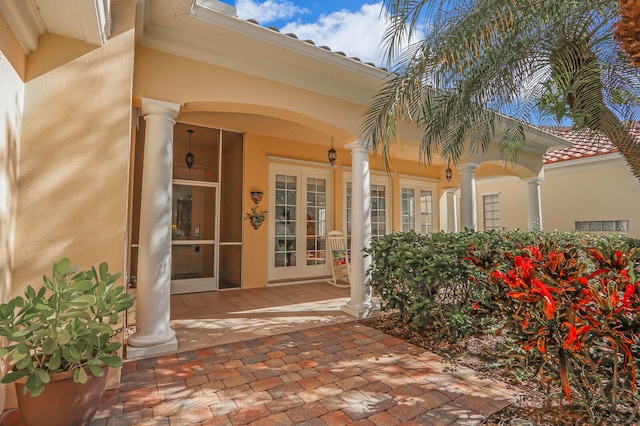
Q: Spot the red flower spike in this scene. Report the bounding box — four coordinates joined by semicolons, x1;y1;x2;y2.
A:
531;278;556;319
562;322;592;352
588;248;605;263
558;349;572;403
622;284;637;307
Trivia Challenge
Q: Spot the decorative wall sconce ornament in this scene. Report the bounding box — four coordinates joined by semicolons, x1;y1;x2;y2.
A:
445;161;453;182
185;129;195;169
328;137;337;167
245;206;268;229
251;191;264;204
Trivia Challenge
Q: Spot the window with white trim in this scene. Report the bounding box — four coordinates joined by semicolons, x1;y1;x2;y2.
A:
400;180;437;233
483;193;500;230
345;177;391;247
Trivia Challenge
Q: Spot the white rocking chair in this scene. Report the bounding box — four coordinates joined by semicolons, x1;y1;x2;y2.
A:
327;231;351;288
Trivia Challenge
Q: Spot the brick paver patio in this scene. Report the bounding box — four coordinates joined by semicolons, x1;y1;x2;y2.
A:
87;321;519;425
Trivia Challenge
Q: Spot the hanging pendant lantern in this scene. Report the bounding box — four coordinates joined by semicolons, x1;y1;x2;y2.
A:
185;129;195;169
445;160;453;182
328;137;337;167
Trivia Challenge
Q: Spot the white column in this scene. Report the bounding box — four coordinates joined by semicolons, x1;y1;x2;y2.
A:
444;188;458;232
342;140;376;318
523;177;544;231
459;163;479;231
127;98;180;358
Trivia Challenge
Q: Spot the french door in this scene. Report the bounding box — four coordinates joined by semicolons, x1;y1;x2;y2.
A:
269;164;333;282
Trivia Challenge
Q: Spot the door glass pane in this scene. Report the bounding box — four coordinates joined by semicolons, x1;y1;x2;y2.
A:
306;177;326;266
420;190;433;233
401;188;415;231
172;185;216;241
275;174;297;267
171;244;214;279
171;184;216;281
347;182;387;244
371;184;386;238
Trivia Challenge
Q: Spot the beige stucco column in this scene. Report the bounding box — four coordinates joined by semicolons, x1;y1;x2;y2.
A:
459;163;479;231
342;140;376;317
444;188;458;232
523;177;544;231
127;98;180;358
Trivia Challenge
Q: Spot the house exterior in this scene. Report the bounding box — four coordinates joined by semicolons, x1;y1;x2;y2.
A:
0;0;571;408
473;127;640;238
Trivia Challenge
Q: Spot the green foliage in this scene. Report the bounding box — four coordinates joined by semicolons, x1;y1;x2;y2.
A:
368;230;640;421
468;237;640;422
0;258;134;397
365;0;640;180
367;229;530;338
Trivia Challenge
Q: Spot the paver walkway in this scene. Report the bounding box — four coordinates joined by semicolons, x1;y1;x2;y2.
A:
90;321;519;425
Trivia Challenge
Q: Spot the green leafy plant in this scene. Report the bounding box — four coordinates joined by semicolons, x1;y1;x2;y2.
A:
476;242;640;422
0;258;134;397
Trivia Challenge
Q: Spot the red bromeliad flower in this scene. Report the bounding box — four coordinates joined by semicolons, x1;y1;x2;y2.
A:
562;322;592;352
622;283;637;308
531;278;556;319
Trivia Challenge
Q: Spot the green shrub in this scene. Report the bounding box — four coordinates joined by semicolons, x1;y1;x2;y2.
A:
470;242;640;422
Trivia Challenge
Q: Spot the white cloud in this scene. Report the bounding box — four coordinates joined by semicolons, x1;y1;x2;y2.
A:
235;0;308;23
280;3;388;65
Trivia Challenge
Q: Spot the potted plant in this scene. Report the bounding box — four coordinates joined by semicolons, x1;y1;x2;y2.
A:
0;257;134;426
245;206;268;229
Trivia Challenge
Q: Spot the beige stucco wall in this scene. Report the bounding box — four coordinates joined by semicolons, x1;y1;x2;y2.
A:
476;176;529;231
473;155;640;238
541;156;640;239
13;6;136;291
4;1;137;403
133;46;382;144
0;21;25;415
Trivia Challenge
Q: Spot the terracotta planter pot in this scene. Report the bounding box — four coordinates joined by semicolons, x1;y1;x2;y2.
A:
250;216;265;229
15;367;108;426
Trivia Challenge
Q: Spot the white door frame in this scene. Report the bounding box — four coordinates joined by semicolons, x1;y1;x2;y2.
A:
170;179;220;294
268;163;333;282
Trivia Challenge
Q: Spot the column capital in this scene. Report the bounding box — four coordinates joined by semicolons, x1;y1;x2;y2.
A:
522;176;544;185
458;162;480;173
345;139;371;154
141;97;181;121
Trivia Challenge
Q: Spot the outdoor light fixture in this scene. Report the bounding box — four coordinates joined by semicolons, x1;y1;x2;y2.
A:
328;137;337;167
185;129;195;169
445;161;453;182
251;191;264;204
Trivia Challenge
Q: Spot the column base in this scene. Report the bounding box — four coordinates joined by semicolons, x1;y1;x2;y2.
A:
126;337;178;359
341;301;379;318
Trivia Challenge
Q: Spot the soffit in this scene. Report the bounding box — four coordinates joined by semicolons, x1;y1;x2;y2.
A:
0;0;110;52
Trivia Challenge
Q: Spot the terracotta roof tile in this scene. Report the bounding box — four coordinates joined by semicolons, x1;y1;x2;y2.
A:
543;125;640;164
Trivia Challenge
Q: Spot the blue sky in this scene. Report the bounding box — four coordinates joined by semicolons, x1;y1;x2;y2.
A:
218;1;395;66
